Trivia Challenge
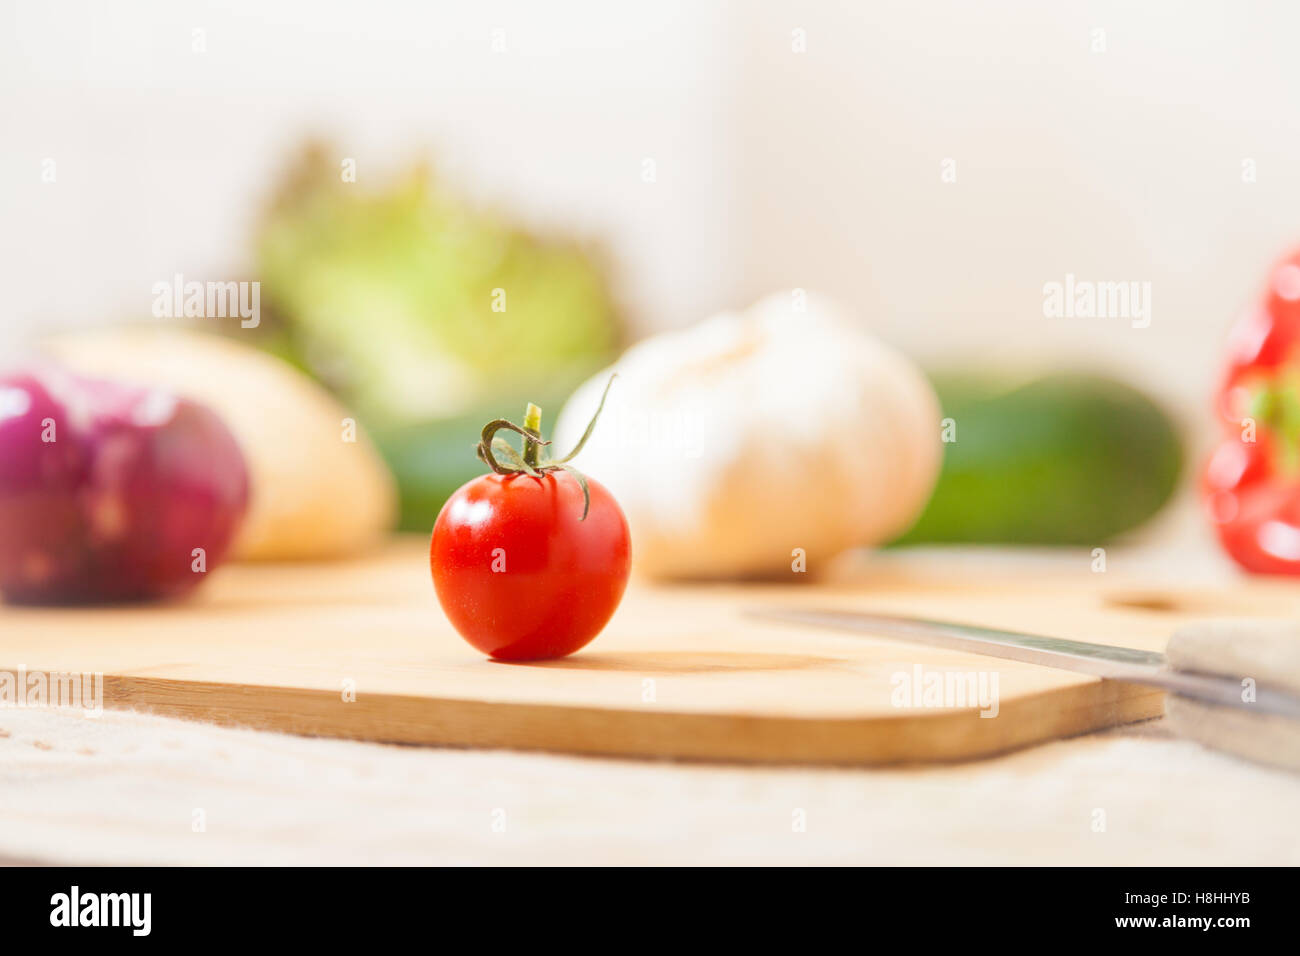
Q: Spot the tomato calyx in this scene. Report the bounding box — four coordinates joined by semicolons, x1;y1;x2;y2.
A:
474;374;616;520
1245;374;1300;475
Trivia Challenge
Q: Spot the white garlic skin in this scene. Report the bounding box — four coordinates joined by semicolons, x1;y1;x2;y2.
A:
553;293;942;579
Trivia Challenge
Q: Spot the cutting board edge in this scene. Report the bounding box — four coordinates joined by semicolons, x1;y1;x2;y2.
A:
90;673;1167;766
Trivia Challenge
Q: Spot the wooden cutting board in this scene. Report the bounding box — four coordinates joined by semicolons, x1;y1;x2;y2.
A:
2;538;1293;764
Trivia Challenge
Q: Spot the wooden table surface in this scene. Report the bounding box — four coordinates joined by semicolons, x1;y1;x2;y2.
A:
1;702;1296;865
1;536;1296;865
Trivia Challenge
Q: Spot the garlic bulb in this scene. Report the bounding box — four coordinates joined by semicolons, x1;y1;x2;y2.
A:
553;293;941;579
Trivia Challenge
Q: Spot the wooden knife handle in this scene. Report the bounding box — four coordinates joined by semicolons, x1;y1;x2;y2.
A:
1165;621;1300;772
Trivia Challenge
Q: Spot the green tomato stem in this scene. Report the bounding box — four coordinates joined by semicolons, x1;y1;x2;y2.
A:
522;402;543;468
473;377;615;522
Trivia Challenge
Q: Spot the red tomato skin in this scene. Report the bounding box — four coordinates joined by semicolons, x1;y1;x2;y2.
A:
430;471;631;661
1203;436;1300;575
1206;248;1300;573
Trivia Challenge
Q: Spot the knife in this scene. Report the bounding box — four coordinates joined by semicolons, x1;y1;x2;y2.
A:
749;607;1300;721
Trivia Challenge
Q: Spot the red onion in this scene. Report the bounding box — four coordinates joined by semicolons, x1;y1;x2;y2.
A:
0;367;249;604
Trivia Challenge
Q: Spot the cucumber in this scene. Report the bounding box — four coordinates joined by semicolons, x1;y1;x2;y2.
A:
892;373;1184;545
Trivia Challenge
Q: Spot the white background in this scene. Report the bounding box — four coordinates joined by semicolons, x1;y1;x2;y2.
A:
4;0;1299;433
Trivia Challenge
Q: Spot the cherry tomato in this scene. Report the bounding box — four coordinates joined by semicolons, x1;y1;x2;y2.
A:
1208;249;1300;573
430;469;631;660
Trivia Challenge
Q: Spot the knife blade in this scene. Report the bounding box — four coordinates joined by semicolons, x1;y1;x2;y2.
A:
749;607;1300;720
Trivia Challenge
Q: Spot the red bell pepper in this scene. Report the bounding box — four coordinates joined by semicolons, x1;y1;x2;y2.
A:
1205;250;1300;573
